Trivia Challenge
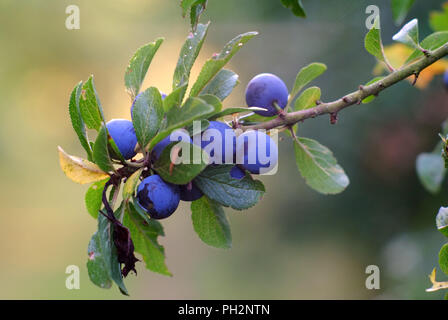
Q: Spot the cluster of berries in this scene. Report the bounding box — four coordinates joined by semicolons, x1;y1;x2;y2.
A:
106;73;289;219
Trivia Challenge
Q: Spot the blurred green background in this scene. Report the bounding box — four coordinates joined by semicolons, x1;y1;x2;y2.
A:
1;0;448;299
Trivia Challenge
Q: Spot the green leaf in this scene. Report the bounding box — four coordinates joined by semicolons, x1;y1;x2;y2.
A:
163;84;188;112
123;202;171;276
87;205;128;295
93;125;115;173
362;77;384;104
189;31;258;97
132;87;164;150
79;76;105;131
405;31;448;63
364;16;386;62
416;153;446;194
185;119;209;136
280;0;306;18
429;3;448;32
294;137;349;194
85;178;109;219
195;165;265;210
191;196;231;249
391;0;415;26
239;113;277;125
436;207;448;238
124;38;164;100
153;141;209;185
290;63;327;102
440;243;448;275
181;0;207;31
198;94;222;114
173;23;209;102
148;97;216;150
123;169;143;200
201;69;239;101
392;19;419;48
294;86;321;110
69;81;93;161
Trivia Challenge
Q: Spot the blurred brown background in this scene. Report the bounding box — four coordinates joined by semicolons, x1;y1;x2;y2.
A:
0;0;447;299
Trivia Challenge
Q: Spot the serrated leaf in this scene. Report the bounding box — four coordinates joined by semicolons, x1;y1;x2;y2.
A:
294;86;321;110
194;165;265;210
362;77;384;104
437;207;448;238
290;63;327;103
391;0;415;26
294;137;349;194
123;203;171;276
392;19;419;48
280;0;306;18
132;87;164;150
87;230;113;289
406;31;448;63
365;16;386;62
416;153;445;194
440;244;448;275
173;23;209;102
153;141;209;185
58;146;109;184
429;3;448;32
163;84;188;112
189;31;258;97
85;178;109;219
191;196;231;249
124;38;164;100
201;69;239;101
123;169;143;200
93;125;115;173
69;81;93;160
148;97;216;150
79;76;105;131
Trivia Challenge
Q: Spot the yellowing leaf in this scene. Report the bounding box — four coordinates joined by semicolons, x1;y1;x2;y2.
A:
373;43;448;88
426;268;448;292
58;146;109;184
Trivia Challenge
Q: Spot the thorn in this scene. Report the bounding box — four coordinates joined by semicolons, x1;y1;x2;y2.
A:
330;113;338;125
412;72;420;86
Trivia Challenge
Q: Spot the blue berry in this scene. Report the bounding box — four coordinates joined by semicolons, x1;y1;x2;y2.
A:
245;73;289;117
136;175;180;219
152;130;192;161
180;182;203;202
444;69;448;89
197;121;236;164
106;119;138;160
235;130;278;174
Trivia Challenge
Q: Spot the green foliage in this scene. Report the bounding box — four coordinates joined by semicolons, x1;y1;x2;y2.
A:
280;0;306;18
153;141;209;185
294;137;349;195
195;165;265;210
392;19;419;48
132;87;164;150
290;62;326;103
406;31;448;63
416;153;445;194
123;169;143;200
364;16;386;63
92;125;115;173
191;196;231;249
201;69;239;101
294;86;321;110
440;244;448;275
87;206;128;295
124;38;164;100
69;81;93;161
123;203;171;276
362;77;384;104
79;76;105;131
391;0;415;25
437;207;448;238
181;0;208;31
173;23;209;102
85;179;109;219
189;31;258;96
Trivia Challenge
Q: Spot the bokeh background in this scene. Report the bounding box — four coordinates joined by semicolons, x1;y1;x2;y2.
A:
0;0;448;299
